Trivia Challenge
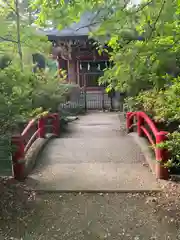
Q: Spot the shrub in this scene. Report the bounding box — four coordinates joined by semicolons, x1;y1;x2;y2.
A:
126;78;180;170
157;131;180;169
31;72;70;113
124;90;159;118
0;65;72;135
153;78;180;124
125;77;180;125
0;66;34;134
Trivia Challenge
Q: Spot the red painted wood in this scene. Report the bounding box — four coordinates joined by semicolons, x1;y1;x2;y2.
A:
140;126;155;145
11;135;25;180
38;117;45;138
21;119;36;138
126;112;134;133
155;131;169;179
11;113;60;180
126;111;169;180
137;111;158;137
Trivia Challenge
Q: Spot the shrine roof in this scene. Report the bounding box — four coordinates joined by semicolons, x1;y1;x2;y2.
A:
36;12;98;40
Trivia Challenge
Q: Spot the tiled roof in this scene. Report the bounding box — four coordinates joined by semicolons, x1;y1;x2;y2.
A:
36;12;99;39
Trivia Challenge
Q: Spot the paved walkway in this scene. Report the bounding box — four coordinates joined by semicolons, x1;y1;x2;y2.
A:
27;112;160;191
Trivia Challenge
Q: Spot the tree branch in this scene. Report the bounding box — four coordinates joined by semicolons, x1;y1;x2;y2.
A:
75;21;100;31
148;0;166;39
3;0;18;15
133;0;153;13
75;1;153;33
14;0;23;71
0;36;18;43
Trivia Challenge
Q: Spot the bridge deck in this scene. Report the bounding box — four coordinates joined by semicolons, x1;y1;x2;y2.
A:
27;112;160;192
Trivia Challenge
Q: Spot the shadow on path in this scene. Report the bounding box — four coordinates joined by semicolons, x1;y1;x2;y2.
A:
26;112;160;192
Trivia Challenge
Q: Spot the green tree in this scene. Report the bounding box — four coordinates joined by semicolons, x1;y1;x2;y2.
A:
33;0;179;94
0;0;51;70
33;0;180;170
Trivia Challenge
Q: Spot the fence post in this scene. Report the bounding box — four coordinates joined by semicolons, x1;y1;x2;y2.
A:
11;135;25;180
84;87;87;112
137;112;144;137
102;88;105;112
155;131;169;180
126;112;133;133
53;113;60;136
38;117;45;138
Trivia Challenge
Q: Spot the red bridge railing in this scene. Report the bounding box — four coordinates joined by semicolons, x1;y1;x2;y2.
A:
11;113;59;180
126;111;169;180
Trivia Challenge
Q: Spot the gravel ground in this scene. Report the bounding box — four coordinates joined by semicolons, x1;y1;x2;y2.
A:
0;178;180;240
0;113;179;240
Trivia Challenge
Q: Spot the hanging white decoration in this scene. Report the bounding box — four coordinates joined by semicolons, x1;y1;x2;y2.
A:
98;64;100;70
80;63;82;70
88;63;90;71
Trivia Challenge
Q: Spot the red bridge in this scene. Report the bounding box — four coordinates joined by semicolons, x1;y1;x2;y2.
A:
10;111;169;191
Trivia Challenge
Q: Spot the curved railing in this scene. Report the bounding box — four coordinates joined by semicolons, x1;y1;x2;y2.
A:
11;113;60;180
126;111;169;179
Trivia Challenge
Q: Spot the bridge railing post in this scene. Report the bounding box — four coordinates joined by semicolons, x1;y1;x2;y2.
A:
155;131;169;180
11;135;25;180
126;112;133;133
38;117;45;138
137;112;144;137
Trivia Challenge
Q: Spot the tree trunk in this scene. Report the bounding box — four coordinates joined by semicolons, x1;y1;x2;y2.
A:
14;0;23;71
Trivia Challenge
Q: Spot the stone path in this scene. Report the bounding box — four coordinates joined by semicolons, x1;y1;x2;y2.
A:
27;112;160;191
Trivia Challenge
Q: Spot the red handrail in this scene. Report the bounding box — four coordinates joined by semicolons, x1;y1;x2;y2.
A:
126;111;169;180
24;129;40;153
137;112;158;137
11;113;60;180
21;119;36;138
140;126;154;146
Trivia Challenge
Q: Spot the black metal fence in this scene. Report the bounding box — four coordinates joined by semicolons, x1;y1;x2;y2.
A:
59;87;111;114
59;72;123;113
79;72;104;87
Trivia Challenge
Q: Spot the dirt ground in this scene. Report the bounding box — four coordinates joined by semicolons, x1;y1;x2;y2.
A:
0;178;180;240
1;113;179;240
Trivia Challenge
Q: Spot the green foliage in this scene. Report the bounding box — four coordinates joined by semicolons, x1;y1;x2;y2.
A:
0;66;33;134
125;78;180;124
33;0;180;171
32;0;107;28
97;0;179;95
157;132;180;169
0;0;51;69
0;65;70;135
124;90;159;116
31;71;69;113
33;0;180;94
33;0;180;122
153;79;180;123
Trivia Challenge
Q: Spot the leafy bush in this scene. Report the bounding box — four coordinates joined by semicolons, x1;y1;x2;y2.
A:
125;79;180;170
31;72;70;113
157;131;180;169
153;78;180;123
124;90;159;117
0;65;72;135
125;77;180;125
0;66;34;134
